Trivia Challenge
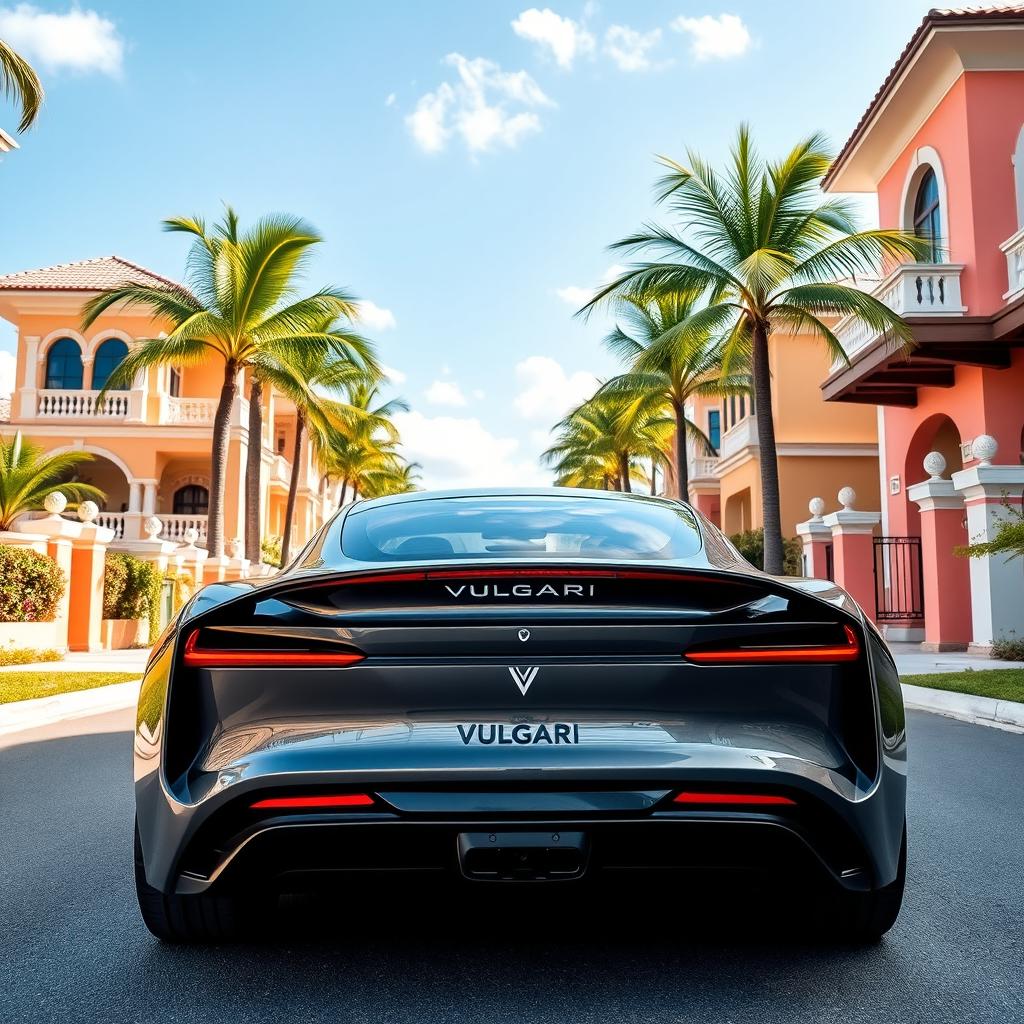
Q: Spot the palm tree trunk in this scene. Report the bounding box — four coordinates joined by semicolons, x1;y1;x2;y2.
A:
207;362;239;559
650;458;657;496
618;453;632;493
245;374;264;564
673;400;690;503
281;412;304;565
338;479;348;506
752;321;783;574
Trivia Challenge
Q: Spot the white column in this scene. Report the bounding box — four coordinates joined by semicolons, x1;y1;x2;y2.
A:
141;480;158;516
951;436;1024;653
18;335;40;420
128;481;142;514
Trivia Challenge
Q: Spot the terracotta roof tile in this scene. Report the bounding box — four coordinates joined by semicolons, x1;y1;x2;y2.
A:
823;6;1024;190
0;255;180;292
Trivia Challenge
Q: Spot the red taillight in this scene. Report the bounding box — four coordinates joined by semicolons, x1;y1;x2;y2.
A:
672;792;796;807
683;625;860;665
250;794;375;810
182;630;365;668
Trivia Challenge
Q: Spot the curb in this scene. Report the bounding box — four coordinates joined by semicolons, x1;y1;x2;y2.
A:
0;679;141;737
902;682;1024;733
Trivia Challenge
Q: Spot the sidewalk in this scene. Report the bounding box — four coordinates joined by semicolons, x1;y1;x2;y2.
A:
888;642;1024;677
0;648;150;674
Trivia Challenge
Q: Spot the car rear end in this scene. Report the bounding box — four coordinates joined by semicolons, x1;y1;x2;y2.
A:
133;492;907;941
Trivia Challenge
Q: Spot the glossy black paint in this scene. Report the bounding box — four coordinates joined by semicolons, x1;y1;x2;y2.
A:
134;488;907;913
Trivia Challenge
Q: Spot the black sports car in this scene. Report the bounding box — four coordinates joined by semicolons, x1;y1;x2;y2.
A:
133;488;907;942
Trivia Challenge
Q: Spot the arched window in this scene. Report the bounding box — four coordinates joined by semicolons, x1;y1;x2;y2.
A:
91;338;129;391
44;338;84;390
173;485;209;516
913;169;942;263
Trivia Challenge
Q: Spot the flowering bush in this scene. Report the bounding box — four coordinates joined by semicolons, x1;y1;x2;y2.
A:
103;552;163;622
0;545;66;622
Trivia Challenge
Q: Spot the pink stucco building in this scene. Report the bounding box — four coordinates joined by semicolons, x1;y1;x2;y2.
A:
813;7;1024;652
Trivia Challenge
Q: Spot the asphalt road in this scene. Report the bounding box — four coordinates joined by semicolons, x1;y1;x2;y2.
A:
1;709;1022;1024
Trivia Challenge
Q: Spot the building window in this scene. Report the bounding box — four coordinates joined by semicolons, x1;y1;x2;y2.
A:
708;410;721;452
91;338;129;391
44;338;83;390
913;168;942;263
169;367;182;397
172;485;209;516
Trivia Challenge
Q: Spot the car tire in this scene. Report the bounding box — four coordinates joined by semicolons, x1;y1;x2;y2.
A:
134;821;254;943
832;823;907;943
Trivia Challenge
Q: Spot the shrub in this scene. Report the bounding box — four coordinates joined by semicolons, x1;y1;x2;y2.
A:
992;633;1024;662
729;528;803;576
103;552;163;622
261;536;282;568
0;645;62;666
0;545;66;621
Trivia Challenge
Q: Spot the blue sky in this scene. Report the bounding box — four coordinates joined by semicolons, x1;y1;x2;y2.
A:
0;0;937;487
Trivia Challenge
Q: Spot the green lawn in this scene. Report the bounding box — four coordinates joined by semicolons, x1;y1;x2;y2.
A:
0;672;140;705
905;669;1024;704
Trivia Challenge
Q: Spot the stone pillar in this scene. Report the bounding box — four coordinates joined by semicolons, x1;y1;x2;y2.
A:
823;487;881;619
907;451;971;651
67;501;115;652
951;435;1024;653
141;480;158;517
795;497;832;580
110;516;180;633
175;528;209;592
18;334;40;418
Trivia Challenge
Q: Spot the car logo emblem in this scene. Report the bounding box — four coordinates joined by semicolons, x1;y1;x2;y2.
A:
508;666;539;695
518;628;530;642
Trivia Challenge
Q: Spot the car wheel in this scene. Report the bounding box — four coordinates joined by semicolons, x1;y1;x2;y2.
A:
134;821;254;943
832;823;907;943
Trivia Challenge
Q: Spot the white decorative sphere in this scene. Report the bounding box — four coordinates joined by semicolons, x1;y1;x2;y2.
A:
77;500;98;523
43;491;67;515
143;516;162;539
808;497;826;520
838;486;857;511
183;527;199;545
923;450;947;480
972;434;998;467
228;537;243;559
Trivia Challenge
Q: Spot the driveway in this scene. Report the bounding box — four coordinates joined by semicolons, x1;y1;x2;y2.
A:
1;708;1021;1024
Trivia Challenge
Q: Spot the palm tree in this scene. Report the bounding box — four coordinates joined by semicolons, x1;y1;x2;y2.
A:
358;460;421;500
544;388;669;493
1;38;44;133
585;125;929;573
0;432;104;530
600;291;750;503
82;206;367;560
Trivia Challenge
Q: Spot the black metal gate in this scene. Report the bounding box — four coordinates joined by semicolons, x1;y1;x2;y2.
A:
873;536;924;621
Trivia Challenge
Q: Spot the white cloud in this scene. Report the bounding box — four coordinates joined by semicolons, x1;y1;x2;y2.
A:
604;25;662;72
381;364;407;385
511;7;595;69
513;356;597;421
385;92;396;107
355;300;397;331
393;410;548;490
0;4;124;75
425;379;468;407
671;13;751;62
407;53;553;155
555;264;626;307
0;351;15;396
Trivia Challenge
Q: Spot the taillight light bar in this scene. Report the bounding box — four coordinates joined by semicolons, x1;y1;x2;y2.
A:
182;630;365;668
250;794;375;810
683;625;860;665
673;792;796;807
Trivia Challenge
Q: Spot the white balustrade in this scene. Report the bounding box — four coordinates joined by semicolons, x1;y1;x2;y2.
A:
36;389;130;418
1000;226;1024;302
719;416;759;460
158;514;209;544
164;396;217;425
94;512;126;539
832;262;966;369
689;456;720;480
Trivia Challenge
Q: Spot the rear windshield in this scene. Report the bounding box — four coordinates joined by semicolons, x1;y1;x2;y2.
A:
340;495;702;562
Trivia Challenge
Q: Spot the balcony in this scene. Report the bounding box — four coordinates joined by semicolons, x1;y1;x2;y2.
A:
832;262;967;369
36;389;135;419
1001;226;1024;302
688;456;720;481
719;416;759;461
163;396;217;425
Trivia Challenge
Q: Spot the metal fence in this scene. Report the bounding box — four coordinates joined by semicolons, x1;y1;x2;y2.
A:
873;536;925;621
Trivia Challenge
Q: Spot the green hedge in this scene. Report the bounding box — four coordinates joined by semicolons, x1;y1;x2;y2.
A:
0;546;66;622
103;552;163;631
729;529;803;576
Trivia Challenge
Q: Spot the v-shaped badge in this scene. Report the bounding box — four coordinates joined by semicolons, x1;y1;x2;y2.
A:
508;665;540;695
